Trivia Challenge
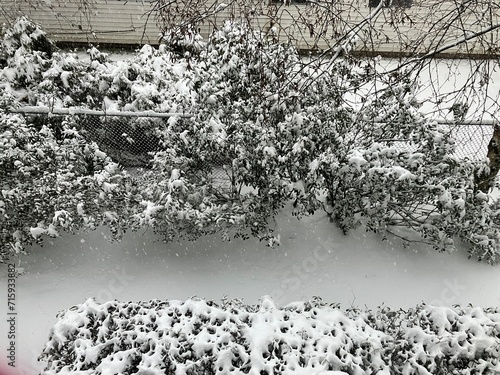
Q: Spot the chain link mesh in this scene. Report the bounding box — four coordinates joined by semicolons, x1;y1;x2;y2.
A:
448;124;493;160
77;114;162;167
390;124;493;160
18;112;494;171
21;112;233;187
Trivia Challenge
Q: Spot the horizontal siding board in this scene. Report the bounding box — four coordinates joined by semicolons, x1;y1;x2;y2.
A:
1;0;499;54
1;0;160;44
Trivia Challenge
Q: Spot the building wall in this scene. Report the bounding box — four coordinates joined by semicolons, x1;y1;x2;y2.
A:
1;0;498;55
267;1;500;55
1;0;161;45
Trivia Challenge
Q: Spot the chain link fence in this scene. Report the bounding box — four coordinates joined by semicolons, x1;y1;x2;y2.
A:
390;121;494;160
447;123;493;160
13;107;234;189
15;107;179;168
11;107;495;172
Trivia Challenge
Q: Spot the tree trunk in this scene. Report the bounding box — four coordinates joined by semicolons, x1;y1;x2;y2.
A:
476;125;500;193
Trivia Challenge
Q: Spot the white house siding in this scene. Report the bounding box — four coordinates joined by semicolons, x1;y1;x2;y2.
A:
1;0;498;55
1;0;161;45
371;1;500;56
267;1;500;55
190;1;277;46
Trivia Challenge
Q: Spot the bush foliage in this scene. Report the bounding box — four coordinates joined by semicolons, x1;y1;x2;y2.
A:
0;113;139;261
40;297;500;375
2;17;500;263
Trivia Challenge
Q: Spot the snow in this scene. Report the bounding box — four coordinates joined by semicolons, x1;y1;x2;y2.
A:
348;150;368;168
94;150;107;159
38;294;500;374
2;202;500;373
263;146;276;157
11;106;191;118
2;35;500;371
101;182;118;193
2;67;16;82
102;97;119;112
29;226;46;239
60;71;71;88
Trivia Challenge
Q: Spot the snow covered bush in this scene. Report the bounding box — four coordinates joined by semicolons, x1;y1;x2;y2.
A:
2;17;500;263
0;113;140;261
0;18;197;110
296;70;500;264
0;16;56;93
161;23;500;262
39;296;500;375
0;16;55;59
0;17;105;108
94;44;197;112
131;22;312;244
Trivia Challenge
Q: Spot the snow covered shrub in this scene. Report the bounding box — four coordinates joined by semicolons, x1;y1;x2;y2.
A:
145;22;320;244
39;296;500;375
0;113;140;261
155;0;210;57
129;165;257;242
2;17;500;262
0;19;105;108
36;50;102;108
0;19;196;110
90;44;198;112
103;22;500;261
161;23;205;56
0;83;16;111
0;16;55;58
0;17;56;92
296;70;500;264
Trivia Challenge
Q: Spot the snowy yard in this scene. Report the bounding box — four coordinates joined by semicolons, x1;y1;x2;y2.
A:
2;203;500;373
3;18;500;374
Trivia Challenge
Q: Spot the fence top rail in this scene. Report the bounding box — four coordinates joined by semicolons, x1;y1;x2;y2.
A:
368;117;497;127
9;106;194;118
6;106;498;127
435;119;497;126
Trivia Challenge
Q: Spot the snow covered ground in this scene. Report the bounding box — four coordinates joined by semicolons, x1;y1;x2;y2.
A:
2;203;500;374
2;55;500;374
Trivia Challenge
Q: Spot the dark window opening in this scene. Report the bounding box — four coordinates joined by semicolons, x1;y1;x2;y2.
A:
369;0;413;8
